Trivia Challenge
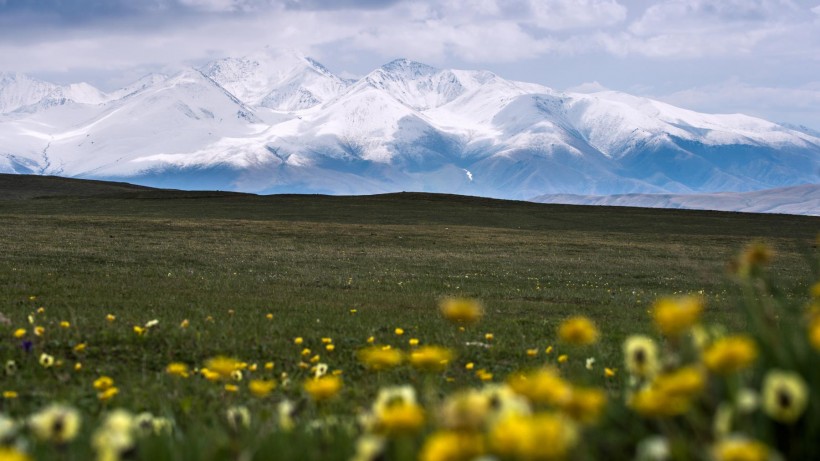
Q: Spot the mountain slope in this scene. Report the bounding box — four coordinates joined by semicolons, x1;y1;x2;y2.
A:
532;184;820;216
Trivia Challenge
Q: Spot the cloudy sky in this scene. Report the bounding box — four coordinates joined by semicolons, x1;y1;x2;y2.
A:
1;0;819;128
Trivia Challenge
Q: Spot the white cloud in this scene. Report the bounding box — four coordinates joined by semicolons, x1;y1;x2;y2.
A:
657;80;820;127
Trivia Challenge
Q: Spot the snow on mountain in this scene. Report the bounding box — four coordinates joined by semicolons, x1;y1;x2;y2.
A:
532;184;820;216
0;52;818;213
0;73;58;114
201;48;348;111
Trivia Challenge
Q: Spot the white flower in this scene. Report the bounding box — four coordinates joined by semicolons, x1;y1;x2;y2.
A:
585;357;596;370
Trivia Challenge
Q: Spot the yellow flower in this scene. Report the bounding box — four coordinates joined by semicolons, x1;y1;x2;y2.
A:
5;360;17;375
809;315;820;351
301;348;311;356
0;447;30;461
73;343;87;353
713;438;770;461
604;368;617;378
304;375;342;401
231;369;243;381
485;333;494;341
294;337;303;345
477;369;493;381
264;362;275;370
557;354;568;363
527;349;538;357
224;384;239;393
180;319;189;328
374;401;425;436
204;356;242;380
133;325;145;336
106;314;116;322
409;338;420;347
439;389;490;431
97;387;119;401
762;370;809;424
266;313;273;320
34;326;45;336
200;368;220;382
3;391;18;399
652;295;703;336
39;353;55;368
321;337;332;344
59;321;70;329
29;403;81;443
545;345;553;354
166;362;190;378
367;336;375;344
465;362;475;370
357;346;404;371
12;329;25;338
703;335;758;375
439;298;484;325
326;344;335;352
394;328;404;336
623;335;659;378
490;413;578;461
629;366;706;418
558;316;599;346
419;431;485;461
74;362;82;371
248;379;277;398
93;376;114;391
560;387;607;425
507;368;572;406
409;346;454;372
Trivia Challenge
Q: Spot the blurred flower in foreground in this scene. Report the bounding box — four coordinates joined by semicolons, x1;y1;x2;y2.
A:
226;406;250;431
39;353;54;368
419;430;485;461
358;346;404;371
558;316;599;346
204;356;242;380
409;346;454;372
0;447;30;461
712;437;770;461
304;375;342;401
29;403;81;444
703;335;758;375
490;412;578;461
652;295;703;337
439;298;484;325
762;370;809;424
92;409;135;461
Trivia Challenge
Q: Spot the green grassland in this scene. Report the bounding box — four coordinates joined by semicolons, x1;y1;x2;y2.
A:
0;174;818;460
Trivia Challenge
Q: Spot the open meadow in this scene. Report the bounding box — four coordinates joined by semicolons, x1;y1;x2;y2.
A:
0;174;818;461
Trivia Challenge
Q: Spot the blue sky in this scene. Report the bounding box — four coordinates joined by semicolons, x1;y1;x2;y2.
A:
1;0;819;128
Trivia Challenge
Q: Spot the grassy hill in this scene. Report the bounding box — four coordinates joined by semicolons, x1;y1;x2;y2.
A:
0;174;818;460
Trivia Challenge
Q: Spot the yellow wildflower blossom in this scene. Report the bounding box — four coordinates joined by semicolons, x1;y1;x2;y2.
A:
224;384;239;393
248;379;276;398
0;448;29;461
623;335;659;378
558;316;599;346
304;375;342;401
59;321;70;329
97;387;119;402
713;438;770;461
39;353;55;368
485;333;494;341
93;376;114;391
293;337;303;345
13;329;25;339
166;362;190;378
762;370;809;424
394;328;404;336
73;343;86;353
490;413;578;461
560;387;607;425
3;391;18;399
809;315;820;351
439;298;484;325
409;346;454;372
409;338;420;347
419;431;485;461
264;362;275;370
652;295;703;336
34;326;45;336
604;368;617;378
28;404;81;443
507;368;572;406
703;335;758;375
558;354;568;363
180;319;189;328
374;401;425;436
204;356;242;380
106;314;116;322
356;346;404;371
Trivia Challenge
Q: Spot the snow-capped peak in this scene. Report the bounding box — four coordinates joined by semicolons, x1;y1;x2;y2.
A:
201;47;348;111
0;72;58;114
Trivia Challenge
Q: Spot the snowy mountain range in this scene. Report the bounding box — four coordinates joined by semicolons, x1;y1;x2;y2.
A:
533;184;820;216
1;48;818;213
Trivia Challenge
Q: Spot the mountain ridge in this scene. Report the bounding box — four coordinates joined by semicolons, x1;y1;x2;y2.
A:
1;50;818;212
